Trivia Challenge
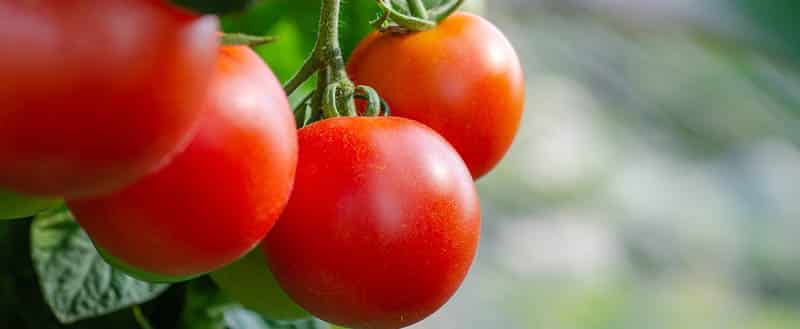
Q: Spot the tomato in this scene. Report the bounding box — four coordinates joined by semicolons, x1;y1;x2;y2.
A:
0;188;60;220
264;117;480;329
0;0;219;198
67;45;297;282
347;12;525;179
210;249;309;320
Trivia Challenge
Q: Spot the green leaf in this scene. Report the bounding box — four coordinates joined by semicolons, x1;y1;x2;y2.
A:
30;208;169;324
2;219;148;329
224;308;327;329
180;277;234;329
178;276;324;329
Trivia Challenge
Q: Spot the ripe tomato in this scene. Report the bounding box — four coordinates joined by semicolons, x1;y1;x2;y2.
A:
347;12;525;179
0;188;60;220
0;0;219;198
210;249;309;320
67;45;297;282
264;117;480;329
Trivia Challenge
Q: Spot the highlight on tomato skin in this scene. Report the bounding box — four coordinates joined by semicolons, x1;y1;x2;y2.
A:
66;44;298;282
348;12;526;180
0;0;220;198
265;116;481;329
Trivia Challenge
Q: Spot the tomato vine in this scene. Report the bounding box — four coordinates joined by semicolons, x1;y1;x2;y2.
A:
282;0;353;124
0;1;521;328
284;0;468;126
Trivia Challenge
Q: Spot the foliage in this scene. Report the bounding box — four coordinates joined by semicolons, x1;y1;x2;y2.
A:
30;208;169;323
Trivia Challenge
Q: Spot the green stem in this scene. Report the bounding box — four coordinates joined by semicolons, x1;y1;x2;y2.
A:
407;0;429;19
338;87;357;116
283;55;319;95
315;0;341;57
132;305;155;329
314;0;356;118
322;84;341;118
310;67;330;121
282;0;344;96
284;0;354;121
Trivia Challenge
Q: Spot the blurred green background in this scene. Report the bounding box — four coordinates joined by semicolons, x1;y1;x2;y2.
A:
226;0;800;328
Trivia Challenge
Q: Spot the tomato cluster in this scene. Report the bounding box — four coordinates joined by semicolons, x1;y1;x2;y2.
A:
0;2;522;328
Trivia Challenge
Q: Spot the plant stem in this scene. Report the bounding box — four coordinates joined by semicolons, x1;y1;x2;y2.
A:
132;305;155;329
283;55;318;95
315;0;342;58
310;67;331;122
283;0;354;120
407;0;429;19
282;0;344;96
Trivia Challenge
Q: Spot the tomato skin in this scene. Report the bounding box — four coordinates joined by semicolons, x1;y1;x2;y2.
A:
0;0;219;198
264;117;480;329
347;12;525;179
67;45;297;280
210;249;309;320
0;188;60;220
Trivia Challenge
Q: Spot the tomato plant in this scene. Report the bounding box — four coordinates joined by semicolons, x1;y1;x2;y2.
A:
67;45;297;282
0;188;60;220
210;249;309;320
1;1;511;328
0;0;219;198
264;117;481;329
348;12;525;179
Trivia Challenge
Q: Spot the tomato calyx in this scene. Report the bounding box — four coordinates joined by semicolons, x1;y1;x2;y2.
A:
372;0;465;33
373;0;435;32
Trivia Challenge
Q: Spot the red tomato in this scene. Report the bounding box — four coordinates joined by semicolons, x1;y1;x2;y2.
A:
264;117;480;329
67;45;297;281
0;0;219;198
348;12;525;179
